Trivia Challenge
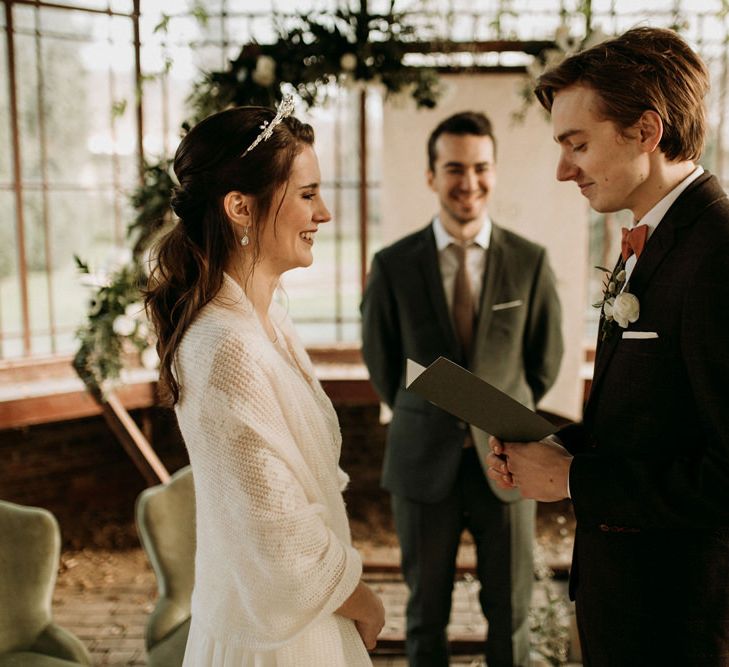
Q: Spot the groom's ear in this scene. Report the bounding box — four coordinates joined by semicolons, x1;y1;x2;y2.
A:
637;110;663;153
223;191;253;224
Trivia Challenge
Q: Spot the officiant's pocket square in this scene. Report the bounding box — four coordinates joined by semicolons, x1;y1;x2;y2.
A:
492;300;523;311
622;331;659;339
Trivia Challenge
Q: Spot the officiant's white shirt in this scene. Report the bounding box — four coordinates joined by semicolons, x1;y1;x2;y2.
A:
432;214;491;318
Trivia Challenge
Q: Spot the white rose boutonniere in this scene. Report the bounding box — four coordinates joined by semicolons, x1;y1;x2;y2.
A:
612;292;640;328
594;262;640;339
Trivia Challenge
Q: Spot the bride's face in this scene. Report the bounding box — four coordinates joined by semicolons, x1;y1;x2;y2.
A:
258;145;331;274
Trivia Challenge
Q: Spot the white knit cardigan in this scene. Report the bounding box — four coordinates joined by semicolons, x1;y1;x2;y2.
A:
174;275;370;664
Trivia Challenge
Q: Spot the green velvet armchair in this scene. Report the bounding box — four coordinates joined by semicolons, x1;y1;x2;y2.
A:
0;500;91;667
136;465;195;667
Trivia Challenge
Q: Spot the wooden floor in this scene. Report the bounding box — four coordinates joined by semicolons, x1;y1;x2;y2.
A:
52;548;578;666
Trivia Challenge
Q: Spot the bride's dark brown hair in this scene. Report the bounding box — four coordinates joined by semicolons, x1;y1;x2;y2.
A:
145;106;314;404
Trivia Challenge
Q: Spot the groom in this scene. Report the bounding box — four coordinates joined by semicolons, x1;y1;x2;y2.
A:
486;27;729;666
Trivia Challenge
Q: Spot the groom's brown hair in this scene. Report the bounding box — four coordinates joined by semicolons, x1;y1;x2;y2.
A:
535;27;709;162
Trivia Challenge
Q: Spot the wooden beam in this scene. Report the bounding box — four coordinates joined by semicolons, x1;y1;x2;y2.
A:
0;349;381;430
132;0;144;182
102;391;170;485
359;87;369;299
0;381;157;430
400;39;555;56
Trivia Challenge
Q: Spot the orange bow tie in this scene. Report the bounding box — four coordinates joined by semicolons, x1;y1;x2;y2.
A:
621;225;649;261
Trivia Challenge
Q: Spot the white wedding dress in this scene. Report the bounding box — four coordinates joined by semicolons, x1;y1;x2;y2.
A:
174;275;372;666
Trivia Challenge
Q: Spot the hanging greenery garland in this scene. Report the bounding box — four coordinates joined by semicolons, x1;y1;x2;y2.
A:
188;7;442;120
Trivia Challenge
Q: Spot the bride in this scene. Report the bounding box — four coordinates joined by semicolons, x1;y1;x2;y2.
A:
145;98;384;666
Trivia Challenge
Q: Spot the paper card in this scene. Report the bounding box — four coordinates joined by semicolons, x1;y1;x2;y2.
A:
406;357;556;442
406;359;428;388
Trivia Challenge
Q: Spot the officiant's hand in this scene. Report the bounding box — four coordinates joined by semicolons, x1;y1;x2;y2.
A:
486;435;572;501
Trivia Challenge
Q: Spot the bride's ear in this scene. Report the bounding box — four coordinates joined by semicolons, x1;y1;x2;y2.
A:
223;191;253;225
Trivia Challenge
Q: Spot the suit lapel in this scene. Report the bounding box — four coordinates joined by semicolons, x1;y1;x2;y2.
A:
589;306;621;397
629;172;726;294
417;225;460;358
590;223;677;392
588;172;726;403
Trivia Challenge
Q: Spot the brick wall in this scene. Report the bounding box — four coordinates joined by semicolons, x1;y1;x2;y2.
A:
338;405;394;543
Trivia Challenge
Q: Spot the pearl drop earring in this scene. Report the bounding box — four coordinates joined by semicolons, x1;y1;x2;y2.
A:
240;226;250;247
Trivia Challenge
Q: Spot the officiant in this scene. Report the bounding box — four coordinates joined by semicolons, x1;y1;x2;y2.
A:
361;110;564;667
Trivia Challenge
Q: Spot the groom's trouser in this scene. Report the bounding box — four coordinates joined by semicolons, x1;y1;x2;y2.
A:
392;446;535;667
573;527;729;667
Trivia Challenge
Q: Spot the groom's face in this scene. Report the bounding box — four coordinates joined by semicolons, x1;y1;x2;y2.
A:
551;84;649;215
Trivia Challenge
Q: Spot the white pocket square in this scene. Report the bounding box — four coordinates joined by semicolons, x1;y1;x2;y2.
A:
622;331;658;339
492;299;523;311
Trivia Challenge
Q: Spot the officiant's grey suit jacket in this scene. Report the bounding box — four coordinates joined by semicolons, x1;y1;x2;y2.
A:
361;222;564;503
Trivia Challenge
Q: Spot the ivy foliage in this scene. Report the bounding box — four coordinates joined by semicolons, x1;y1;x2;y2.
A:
73;256;151;398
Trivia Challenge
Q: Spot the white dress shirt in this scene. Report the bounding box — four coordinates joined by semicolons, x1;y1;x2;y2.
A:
623;165;704;285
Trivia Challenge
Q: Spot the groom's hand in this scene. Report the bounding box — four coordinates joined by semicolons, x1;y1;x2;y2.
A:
486;436;517;489
487;435;572;502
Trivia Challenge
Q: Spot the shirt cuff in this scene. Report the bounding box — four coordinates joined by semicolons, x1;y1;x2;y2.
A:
566;458;572;499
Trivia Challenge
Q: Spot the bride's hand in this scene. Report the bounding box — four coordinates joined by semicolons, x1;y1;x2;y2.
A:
355;588;385;650
356;616;384;650
337;580;385;649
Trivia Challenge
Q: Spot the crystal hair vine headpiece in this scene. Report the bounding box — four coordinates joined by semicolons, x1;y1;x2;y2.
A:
240;95;296;158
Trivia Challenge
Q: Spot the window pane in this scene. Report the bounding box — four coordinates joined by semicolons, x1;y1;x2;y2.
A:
225;14;272;45
109;0;134;13
3;4;140;360
12;4;34;31
49;188;123;355
37;12;137;187
335;187;361;322
0;190;22;359
140;10;227;157
14;29;41;183
0;26;10;184
22;190;50;346
49;189;118;271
